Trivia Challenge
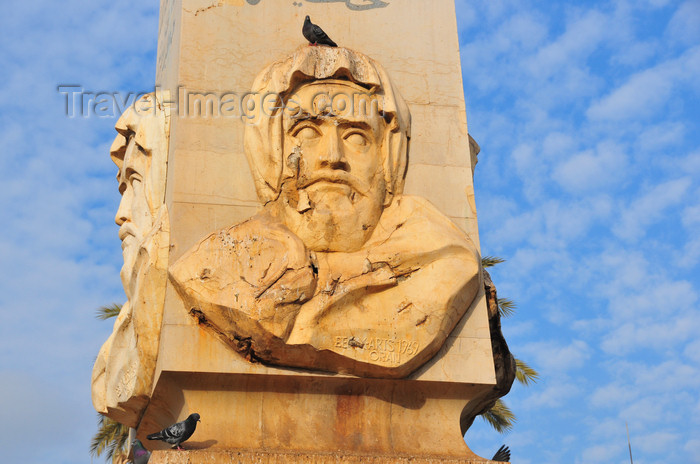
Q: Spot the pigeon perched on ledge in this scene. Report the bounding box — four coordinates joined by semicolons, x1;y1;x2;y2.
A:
131;439;151;464
303;15;338;47
146;413;200;450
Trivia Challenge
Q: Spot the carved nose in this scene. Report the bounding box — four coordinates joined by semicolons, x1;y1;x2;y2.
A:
115;190;131;226
319;131;348;170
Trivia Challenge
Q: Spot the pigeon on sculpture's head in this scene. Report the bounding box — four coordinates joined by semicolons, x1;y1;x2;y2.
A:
303;15;338;47
146;413;200;450
492;444;511;462
131;439;151;464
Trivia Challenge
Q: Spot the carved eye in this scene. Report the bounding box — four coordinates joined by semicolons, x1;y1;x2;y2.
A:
295;126;320;140
344;131;368;147
128;172;143;191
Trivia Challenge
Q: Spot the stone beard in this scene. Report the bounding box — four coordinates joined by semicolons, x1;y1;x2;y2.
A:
116;132;156;299
274;80;387;252
170;46;481;378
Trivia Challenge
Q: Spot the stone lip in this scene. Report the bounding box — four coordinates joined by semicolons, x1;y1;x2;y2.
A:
147;448;509;464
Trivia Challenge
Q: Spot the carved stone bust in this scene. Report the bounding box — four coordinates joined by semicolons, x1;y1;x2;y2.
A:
170;46;481;378
91;93;170;426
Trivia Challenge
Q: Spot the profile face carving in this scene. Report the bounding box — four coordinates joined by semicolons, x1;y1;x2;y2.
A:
115;135;154;296
110;93;168;297
278;80;387;251
92;92;170;426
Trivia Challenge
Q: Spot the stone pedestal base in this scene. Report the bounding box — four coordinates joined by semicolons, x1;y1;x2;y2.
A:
137;371;500;461
148;449;507;464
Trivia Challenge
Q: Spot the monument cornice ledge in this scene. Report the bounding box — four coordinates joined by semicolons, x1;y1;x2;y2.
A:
148;448;505;464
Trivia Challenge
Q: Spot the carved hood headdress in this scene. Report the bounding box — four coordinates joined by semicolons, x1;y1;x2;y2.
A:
244;46;411;205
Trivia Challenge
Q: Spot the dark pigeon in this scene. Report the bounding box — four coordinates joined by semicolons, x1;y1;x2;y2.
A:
492;444;511;462
146;413;200;450
131;439;151;464
303;15;337;47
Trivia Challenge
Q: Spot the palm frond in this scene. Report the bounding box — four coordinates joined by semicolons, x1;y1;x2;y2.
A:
96;304;122;320
497;298;516;318
90;414;129;462
481;399;516;433
482;256;506;268
515;357;540;386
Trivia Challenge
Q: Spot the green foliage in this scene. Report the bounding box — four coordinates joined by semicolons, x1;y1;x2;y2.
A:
480;399;516;433
95;303;122;320
515;358;540;386
497;298;516;318
479;256;541;434
90;414;129;463
91;305;129;462
481;256;506;268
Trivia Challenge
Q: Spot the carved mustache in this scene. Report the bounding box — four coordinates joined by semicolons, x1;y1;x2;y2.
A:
296;170;369;196
118;223;140;245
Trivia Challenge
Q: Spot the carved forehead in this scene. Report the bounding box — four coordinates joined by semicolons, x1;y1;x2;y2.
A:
110;93;163;171
112;132;151;187
283;80;386;133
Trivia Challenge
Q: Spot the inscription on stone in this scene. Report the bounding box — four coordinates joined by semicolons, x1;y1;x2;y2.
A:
334;336;420;365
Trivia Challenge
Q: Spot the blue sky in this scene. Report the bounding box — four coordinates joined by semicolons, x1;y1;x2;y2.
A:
1;1;698;463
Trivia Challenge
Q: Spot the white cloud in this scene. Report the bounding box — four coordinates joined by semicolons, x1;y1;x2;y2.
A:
0;371;94;463
587;46;700;121
678;235;700;269
666;1;700;46
542;131;576;158
637;121;686;151
684;438;700;457
500;13;548;51
524;378;582;409
615;360;700;394
683;338;700;363
612;177;692;241
611;39;660;67
619;396;671;426
590;383;634;408
636;431;680;454
526;9;610;79
486;204;541;248
681;193;700;228
678;148;700;174
553;141;628;193
645;0;672;7
520;340;591;373
577;442;620;464
604;275;696;320
600;312;700;355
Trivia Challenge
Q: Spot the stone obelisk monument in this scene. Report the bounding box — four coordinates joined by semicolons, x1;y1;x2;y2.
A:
92;1;515;462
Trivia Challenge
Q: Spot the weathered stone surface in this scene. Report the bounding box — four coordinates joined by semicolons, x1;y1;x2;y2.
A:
148;448;507;464
136;372;499;458
168;46;481;378
91;92;171;427
92;1;512;461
